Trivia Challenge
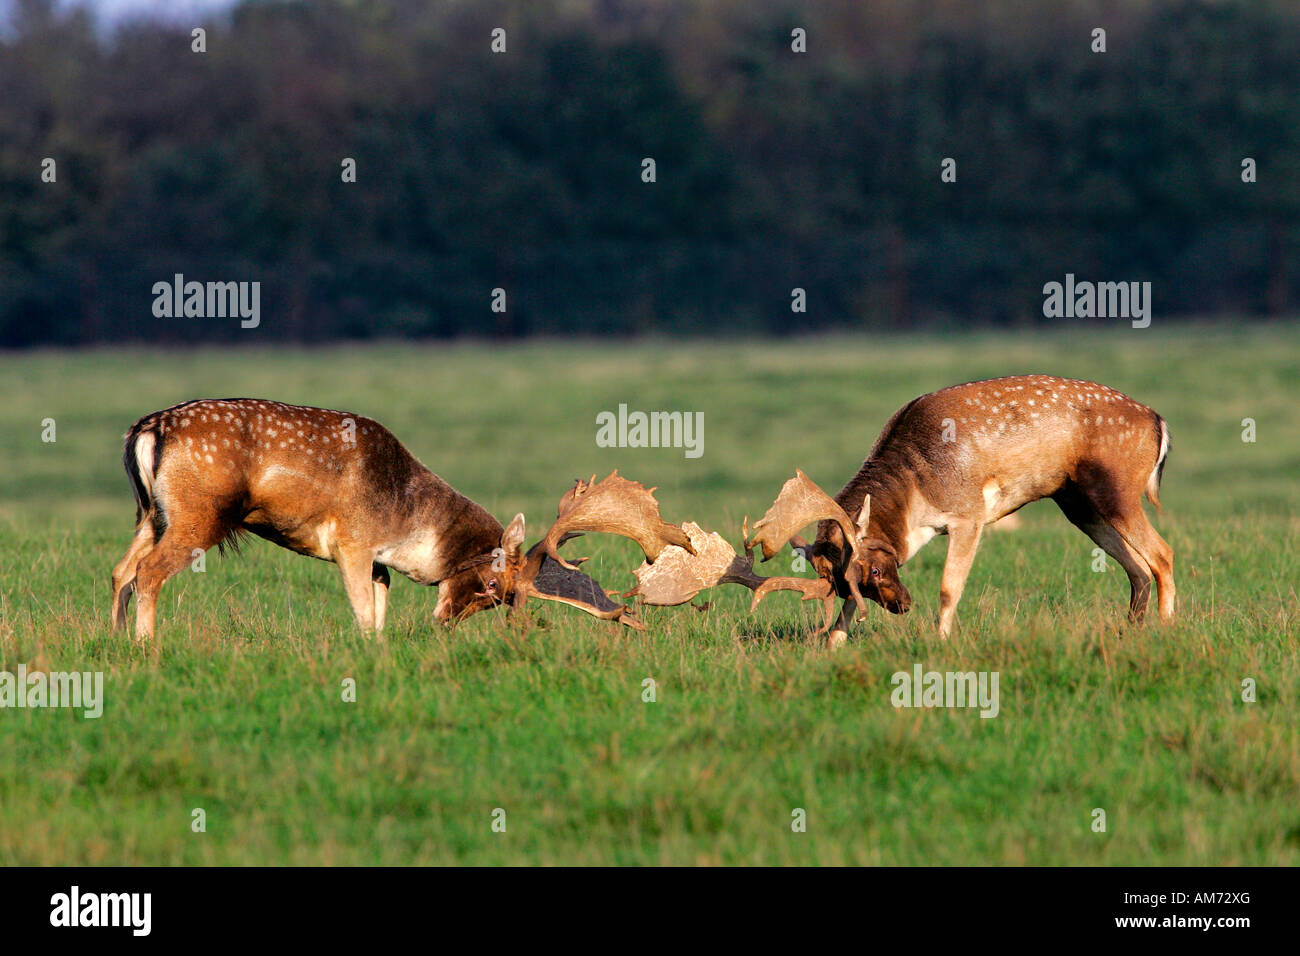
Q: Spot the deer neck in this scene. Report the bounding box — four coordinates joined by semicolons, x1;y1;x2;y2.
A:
376;470;504;585
833;460;916;562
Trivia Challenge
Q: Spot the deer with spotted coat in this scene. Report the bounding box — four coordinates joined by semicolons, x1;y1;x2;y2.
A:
111;399;691;643
630;376;1175;645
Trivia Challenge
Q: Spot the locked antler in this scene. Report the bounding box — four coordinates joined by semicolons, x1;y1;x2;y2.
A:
626;470;870;635
627;520;839;632
514;471;694;628
746;469;865;562
745;469;871;621
535;471;694;571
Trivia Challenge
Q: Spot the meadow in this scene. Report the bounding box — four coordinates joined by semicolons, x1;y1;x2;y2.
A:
0;324;1296;865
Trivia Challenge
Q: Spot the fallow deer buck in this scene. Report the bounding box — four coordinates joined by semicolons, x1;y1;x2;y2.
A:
111;399;692;642
631;376;1174;645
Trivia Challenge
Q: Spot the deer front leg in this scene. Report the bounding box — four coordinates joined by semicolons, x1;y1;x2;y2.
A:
827;599;853;649
334;547;378;632
938;521;983;638
372;564;391;632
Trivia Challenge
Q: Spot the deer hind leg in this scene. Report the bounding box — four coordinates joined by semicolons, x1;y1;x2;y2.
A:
938;520;984;638
133;512;227;644
112;521;156;630
1078;465;1174;621
332;547;378;632
372;565;391;632
1054;485;1153;622
1099;508;1174;623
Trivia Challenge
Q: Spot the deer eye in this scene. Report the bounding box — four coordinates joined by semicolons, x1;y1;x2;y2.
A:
486;579;498;591
870;566;882;578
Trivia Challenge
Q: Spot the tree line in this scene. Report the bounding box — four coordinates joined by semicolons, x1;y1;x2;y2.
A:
1;0;1298;346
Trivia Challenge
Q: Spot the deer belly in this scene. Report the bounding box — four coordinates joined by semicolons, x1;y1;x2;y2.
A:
241;518;335;561
238;465;343;557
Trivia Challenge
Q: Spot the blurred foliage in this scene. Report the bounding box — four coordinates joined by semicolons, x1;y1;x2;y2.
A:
1;0;1299;344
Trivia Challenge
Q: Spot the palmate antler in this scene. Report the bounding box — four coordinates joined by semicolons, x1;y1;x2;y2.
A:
513;470;695;629
627;520;839;631
747;470;865;562
747;469;872;622
626;470;871;636
537;471;694;570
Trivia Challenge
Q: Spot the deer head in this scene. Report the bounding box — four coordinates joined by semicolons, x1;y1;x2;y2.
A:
442;470;695;629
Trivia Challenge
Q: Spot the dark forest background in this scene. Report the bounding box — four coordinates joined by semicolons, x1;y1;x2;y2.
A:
2;0;1299;346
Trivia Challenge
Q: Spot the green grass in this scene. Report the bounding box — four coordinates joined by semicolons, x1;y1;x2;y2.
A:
0;324;1296;865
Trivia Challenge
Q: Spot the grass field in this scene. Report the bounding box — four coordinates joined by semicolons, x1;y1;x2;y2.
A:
0;324;1296;865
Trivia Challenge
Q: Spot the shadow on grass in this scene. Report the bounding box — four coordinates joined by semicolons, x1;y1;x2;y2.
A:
735;612;923;648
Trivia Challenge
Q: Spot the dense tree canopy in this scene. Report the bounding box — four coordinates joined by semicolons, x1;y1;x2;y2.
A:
1;0;1297;345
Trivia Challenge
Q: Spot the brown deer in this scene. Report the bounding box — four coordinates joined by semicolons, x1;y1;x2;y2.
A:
632;376;1174;645
111;399;691;642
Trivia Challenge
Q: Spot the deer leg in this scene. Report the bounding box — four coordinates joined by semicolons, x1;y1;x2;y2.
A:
112;521;156;630
827;599;853;649
1099;508;1174;623
1069;472;1175;623
134;530;220;645
333;547;378;632
1083;523;1153;622
372;564;391;632
1150;529;1175;622
938;521;983;638
1053;485;1153;622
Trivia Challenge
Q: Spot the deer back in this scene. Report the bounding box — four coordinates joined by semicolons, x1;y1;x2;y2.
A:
829;376;1167;551
130;399;502;580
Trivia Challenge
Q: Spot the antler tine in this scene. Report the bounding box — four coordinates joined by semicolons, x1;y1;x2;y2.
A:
812;592;838;635
747;575;838;638
534;471;693;573
748;574;833;611
515;473;695;630
745;469;862;564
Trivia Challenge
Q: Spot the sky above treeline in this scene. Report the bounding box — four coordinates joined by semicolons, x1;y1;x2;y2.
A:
5;0;236;29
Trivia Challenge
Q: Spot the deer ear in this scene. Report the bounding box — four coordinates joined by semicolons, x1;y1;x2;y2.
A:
502;513;526;560
856;494;871;540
